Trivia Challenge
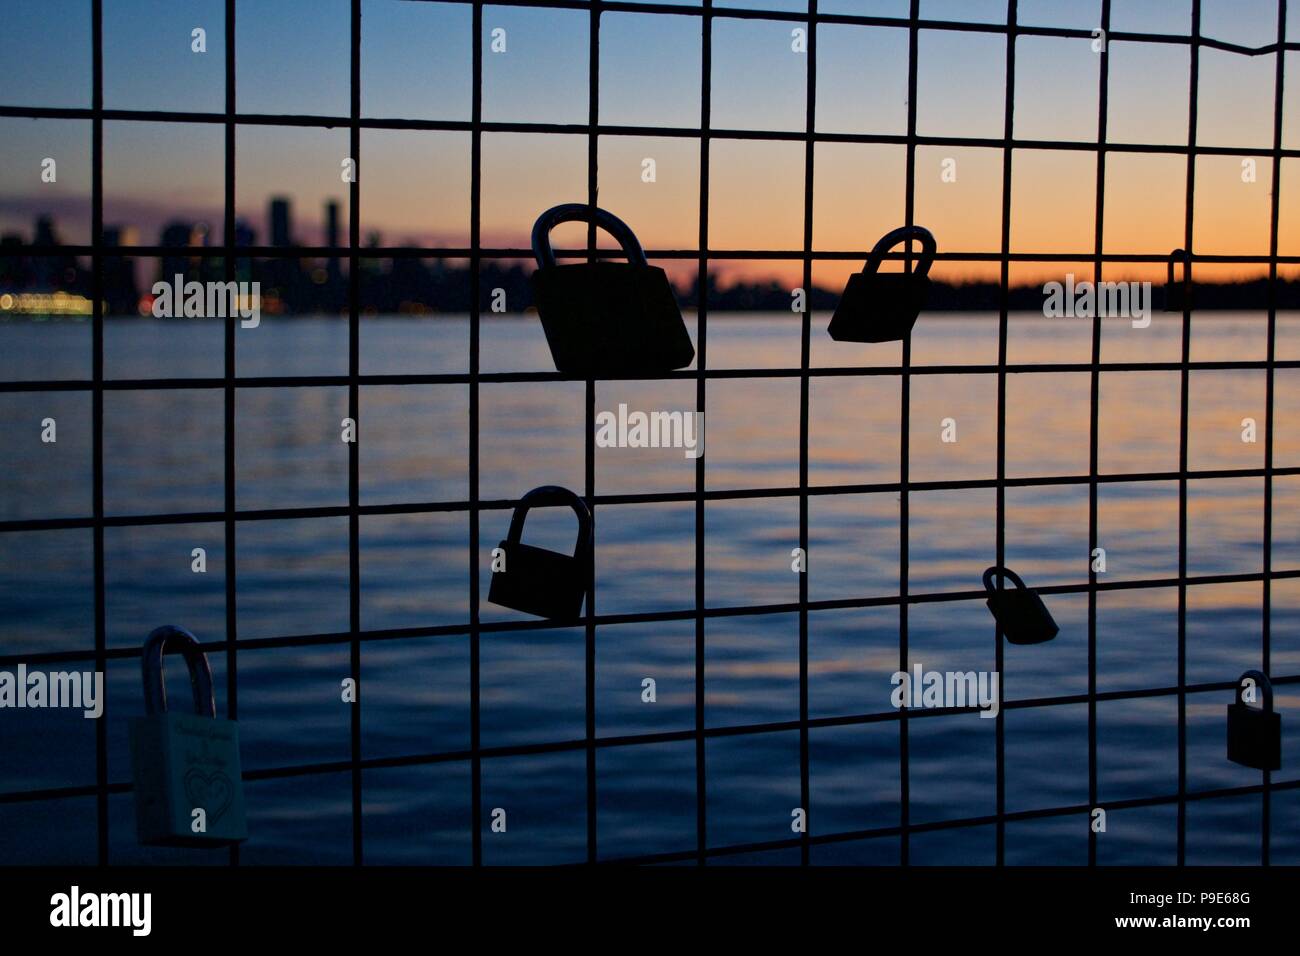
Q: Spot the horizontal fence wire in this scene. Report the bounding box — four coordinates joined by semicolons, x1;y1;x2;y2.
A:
0;0;1295;865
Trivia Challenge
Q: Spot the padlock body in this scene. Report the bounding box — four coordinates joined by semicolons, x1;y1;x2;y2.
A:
488;540;587;620
827;272;929;343
986;590;1059;645
531;262;695;375
129;711;248;847
1226;703;1281;770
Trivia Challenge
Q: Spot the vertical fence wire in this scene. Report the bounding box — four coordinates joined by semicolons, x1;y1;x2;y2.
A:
694;0;714;865
1262;0;1289;867
585;0;602;865
1177;0;1203;866
349;0;365;866
222;0;240;867
798;0;817;868
898;0;920;867
993;0;1018;868
1087;0;1113;870
469;0;486;868
90;0;108;867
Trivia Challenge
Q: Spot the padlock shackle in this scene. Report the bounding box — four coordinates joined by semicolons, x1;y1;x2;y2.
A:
531;203;648;270
1235;669;1274;711
1167;248;1191;286
506;485;593;558
141;624;216;719
863;225;937;279
982;565;1027;594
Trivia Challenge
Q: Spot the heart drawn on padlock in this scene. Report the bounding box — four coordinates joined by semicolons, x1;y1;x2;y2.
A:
183;768;234;823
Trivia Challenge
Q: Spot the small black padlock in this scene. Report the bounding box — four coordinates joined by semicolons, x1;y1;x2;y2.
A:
1227;669;1281;771
982;566;1058;645
488;485;592;620
529;203;695;376
827;225;937;343
1163;248;1193;312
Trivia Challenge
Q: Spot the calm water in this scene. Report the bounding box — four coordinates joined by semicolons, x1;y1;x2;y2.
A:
2;312;1300;865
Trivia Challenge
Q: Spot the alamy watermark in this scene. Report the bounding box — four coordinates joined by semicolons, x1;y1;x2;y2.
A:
0;665;104;718
595;403;704;459
1043;274;1151;328
891;664;1000;718
151;274;261;328
50;886;151;936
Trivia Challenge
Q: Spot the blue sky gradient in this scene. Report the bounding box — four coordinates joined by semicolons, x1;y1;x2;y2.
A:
0;0;1295;283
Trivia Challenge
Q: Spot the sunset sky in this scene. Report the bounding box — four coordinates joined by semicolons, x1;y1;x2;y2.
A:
1;0;1297;288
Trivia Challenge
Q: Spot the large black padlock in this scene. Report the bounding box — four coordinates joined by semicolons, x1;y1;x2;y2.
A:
827;225;937;343
128;625;248;847
529;203;695;376
1163;248;1194;312
488;485;593;620
1227;669;1281;770
982;566;1058;645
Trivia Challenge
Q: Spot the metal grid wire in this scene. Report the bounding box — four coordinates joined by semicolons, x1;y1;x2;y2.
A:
1;0;1299;866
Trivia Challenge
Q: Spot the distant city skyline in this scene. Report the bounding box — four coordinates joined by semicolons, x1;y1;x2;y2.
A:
4;198;1299;317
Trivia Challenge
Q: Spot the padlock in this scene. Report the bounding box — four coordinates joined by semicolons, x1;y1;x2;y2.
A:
488;485;592;620
1227;669;1281;770
982;566;1058;645
529;203;695;376
128;625;248;847
1163;248;1193;312
827;225;937;343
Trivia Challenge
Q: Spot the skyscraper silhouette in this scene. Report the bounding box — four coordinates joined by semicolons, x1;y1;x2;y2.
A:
159;221;195;288
270;197;292;248
326;200;341;283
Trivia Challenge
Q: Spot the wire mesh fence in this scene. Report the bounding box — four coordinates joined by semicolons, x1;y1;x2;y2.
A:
1;0;1299;866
